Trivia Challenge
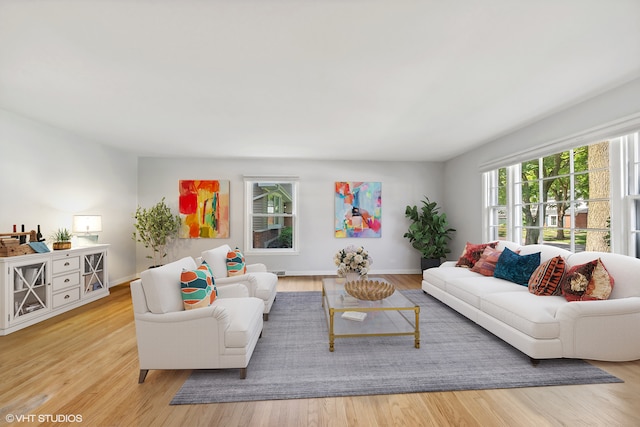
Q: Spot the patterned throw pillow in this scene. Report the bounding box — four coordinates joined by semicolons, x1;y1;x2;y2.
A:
201;260;218;296
493;247;541;286
470;246;503;276
456;241;499;268
561;258;614;302
226;247;247;277
528;255;566;296
180;265;216;310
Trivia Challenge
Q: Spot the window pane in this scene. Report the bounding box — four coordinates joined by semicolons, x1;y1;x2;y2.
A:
247;180;296;252
252;218;293;249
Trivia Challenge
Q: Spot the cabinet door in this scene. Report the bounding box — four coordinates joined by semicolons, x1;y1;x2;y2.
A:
82;250;107;295
9;259;51;323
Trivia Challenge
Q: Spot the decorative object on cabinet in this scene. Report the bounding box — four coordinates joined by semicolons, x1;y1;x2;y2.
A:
0;230;38;257
72;215;102;243
133;197;181;267
334;181;382;238
178;180;230;239
0;244;109;335
51;228;73;250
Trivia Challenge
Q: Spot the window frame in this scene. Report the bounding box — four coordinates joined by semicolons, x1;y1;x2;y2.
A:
244;176;299;255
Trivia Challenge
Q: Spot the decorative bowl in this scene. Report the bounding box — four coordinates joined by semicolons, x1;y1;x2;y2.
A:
344;279;395;301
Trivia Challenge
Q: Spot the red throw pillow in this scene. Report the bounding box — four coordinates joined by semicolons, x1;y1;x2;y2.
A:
561;258;614;301
470;246;503;276
456;241;498;268
528;255;566;296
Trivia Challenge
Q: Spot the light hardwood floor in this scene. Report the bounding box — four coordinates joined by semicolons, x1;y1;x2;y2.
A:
1;274;638;426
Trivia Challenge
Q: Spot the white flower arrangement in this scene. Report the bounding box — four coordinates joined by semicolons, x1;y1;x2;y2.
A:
334;245;373;277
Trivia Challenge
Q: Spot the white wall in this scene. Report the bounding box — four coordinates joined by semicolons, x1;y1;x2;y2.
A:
443;76;640;257
137;157;444;275
0;109;138;285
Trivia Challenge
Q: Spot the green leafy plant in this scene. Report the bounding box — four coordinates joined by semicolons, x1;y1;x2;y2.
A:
132;197;181;266
404;197;456;260
51;228;73;242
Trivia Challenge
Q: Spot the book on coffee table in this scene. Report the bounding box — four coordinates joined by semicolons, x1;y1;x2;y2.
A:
341;311;367;321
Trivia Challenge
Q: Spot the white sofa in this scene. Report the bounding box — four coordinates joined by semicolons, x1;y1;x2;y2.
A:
130;256;264;382
422;241;640;362
199;244;278;320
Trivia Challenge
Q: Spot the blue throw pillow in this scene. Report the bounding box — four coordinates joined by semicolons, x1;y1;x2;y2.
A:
494;247;541;286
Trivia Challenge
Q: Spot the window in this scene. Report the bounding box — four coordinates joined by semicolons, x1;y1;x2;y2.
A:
485;141;614;253
244;178;298;253
627;132;640;256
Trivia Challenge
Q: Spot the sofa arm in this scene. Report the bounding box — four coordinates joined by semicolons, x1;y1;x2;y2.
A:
215;274;258;296
557;297;640;361
440;261;457;268
246;263;267;273
135;303;231;324
217;283;249;298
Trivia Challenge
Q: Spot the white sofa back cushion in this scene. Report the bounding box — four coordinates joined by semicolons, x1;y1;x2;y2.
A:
140;256;197;314
201;244;232;279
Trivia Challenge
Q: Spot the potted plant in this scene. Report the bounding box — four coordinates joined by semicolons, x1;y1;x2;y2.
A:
404;197;456;270
51;228;73;250
132;197;181;267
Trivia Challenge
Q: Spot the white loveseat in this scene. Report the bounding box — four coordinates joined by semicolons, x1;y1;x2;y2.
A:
422;241;640;362
130;256;264;382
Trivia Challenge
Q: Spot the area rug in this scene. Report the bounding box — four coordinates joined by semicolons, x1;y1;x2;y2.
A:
171;290;622;405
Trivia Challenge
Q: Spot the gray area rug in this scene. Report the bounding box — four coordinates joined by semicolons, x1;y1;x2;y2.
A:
171;290;622;405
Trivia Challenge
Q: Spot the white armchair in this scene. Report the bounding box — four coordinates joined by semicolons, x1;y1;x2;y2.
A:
130;256;264;383
200;245;278;320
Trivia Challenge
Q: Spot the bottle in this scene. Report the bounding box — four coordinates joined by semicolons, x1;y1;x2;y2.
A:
19;224;26;244
12;224;17;239
36;225;44;242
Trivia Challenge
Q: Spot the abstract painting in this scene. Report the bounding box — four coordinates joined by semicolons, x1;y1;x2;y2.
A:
335;181;381;238
179;180;230;238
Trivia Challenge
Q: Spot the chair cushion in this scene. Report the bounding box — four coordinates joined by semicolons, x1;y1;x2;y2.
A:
180;264;217;310
201;244;232;278
226;248;247;277
140;257;197;314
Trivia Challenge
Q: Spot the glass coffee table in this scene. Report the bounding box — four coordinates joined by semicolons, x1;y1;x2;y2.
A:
322;277;420;352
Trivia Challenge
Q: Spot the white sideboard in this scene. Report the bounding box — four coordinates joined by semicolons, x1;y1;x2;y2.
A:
0;244;109;335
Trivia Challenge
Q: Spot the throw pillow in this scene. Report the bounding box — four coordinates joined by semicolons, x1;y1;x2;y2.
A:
561;258;614;302
493;247;541;286
180;265;216;310
456;241;499;268
528;255;566;296
226;247;247;277
470;246;503;276
201;260;218;296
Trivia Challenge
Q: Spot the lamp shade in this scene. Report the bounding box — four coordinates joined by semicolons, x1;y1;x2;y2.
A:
72;215;102;233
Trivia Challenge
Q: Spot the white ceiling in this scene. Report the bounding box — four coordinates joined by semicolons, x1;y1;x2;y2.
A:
1;1;639;162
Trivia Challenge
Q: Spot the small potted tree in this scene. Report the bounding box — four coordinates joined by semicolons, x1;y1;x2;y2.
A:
404;197;456;270
51;228;73;250
132;197;181;267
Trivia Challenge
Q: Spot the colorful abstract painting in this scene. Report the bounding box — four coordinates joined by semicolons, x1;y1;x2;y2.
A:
335;181;381;238
179;180;230;238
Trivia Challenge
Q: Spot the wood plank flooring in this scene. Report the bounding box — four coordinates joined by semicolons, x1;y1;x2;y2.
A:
0;274;638;426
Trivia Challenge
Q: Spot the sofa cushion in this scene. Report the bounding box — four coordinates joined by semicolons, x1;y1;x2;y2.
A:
455;241;498;268
446;276;528;309
201;244;232;278
481;292;564;339
471;246;503;276
180;265;217;310
528;255;566;296
518;244;572;263
226;247;247;277
494;247;540;286
213;297;263;348
140;257;197;314
422;266;480;290
561;258;614;301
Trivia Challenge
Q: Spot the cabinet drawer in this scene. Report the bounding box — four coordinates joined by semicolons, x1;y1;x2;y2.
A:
52;257;80;274
52;272;80;291
53;287;80;308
